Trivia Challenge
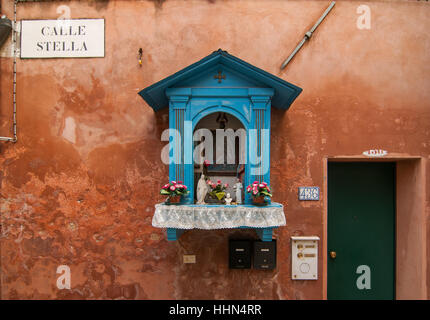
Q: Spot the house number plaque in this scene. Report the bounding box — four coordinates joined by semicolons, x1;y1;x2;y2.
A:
298;187;320;201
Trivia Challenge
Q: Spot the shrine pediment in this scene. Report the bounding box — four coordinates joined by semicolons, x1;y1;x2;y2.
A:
172;63;268;88
138;49;302;111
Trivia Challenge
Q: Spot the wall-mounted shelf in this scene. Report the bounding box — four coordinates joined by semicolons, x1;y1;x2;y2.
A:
153;203;286;242
166;226;276;242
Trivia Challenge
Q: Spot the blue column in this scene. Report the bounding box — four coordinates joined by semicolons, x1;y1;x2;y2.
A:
168;95;190;203
249;93;272;203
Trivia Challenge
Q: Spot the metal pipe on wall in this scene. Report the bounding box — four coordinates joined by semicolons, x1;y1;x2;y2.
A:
280;1;336;70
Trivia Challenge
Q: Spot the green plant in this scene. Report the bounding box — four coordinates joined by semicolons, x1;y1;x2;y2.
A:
160;181;190;197
246;181;272;198
207;179;228;200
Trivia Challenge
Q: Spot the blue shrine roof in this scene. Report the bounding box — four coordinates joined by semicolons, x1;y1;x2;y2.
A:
138;49;303;111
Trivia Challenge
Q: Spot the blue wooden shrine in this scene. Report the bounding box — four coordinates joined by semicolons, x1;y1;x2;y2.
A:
139;49;302;241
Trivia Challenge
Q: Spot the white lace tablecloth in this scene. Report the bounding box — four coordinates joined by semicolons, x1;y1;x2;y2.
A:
152;203;286;230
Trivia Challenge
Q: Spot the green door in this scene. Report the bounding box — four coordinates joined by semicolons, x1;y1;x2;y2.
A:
328;162;395;300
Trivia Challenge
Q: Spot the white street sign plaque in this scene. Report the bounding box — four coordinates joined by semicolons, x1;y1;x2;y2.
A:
20;19;105;58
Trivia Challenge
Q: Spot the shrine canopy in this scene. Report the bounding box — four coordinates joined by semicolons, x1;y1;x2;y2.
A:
138;49;303;111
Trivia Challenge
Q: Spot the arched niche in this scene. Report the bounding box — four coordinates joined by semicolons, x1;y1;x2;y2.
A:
193;111;247;203
166;87;273;204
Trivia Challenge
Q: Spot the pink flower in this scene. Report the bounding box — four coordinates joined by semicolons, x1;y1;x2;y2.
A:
178;181;183;184
171;181;176;184
247;186;252;192
253;189;258;195
170;186;176;191
183;185;187;189
207;180;212;185
266;186;271;192
259;184;265;188
224;183;229;188
162;184;169;189
217;180;221;184
253;181;259;184
262;182;267;186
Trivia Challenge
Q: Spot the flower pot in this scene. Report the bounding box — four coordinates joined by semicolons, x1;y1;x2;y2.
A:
166;195;181;204
206;192;226;204
252;195;267;206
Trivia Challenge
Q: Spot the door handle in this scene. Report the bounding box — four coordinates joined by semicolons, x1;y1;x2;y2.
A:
330;251;337;259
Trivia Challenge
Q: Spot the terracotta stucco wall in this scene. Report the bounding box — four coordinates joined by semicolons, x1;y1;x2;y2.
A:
0;0;429;299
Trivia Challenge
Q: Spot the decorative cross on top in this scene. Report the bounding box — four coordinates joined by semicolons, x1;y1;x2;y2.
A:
214;70;226;83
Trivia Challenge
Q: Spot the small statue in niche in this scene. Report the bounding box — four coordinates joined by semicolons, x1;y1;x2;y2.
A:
216;112;228;129
196;173;208;204
233;178;243;204
225;193;233;205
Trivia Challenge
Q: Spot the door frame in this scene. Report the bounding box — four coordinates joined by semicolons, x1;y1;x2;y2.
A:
322;156;427;300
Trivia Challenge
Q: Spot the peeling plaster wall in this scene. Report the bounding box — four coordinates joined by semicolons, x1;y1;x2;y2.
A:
0;0;429;299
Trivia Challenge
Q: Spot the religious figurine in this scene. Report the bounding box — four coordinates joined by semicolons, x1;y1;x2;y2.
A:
196;173;208;204
225;193;233;205
216;112;228;129
233;178;243;204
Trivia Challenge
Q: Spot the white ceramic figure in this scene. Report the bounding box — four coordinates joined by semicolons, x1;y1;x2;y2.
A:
225;193;233;205
196;173;208;204
233;179;243;204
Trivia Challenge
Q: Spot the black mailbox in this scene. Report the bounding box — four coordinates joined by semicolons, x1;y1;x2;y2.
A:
229;240;251;269
253;240;277;270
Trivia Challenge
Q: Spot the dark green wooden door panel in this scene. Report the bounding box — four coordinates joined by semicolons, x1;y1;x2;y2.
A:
328;162;395;300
